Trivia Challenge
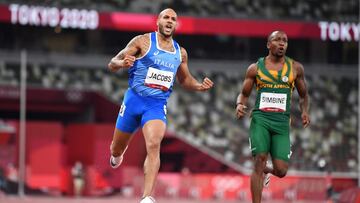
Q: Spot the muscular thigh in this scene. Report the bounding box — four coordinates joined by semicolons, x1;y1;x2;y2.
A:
142;119;166;147
249;115;271;156
115;89;143;133
141;103;167;127
270;121;291;162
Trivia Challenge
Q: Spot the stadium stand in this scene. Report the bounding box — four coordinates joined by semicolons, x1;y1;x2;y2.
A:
0;0;357;21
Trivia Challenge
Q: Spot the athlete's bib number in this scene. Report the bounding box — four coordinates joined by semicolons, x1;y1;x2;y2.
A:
259;92;287;112
145;67;174;91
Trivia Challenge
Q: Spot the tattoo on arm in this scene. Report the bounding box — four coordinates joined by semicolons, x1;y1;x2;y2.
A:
181;47;188;64
108;35;146;72
115;35;142;59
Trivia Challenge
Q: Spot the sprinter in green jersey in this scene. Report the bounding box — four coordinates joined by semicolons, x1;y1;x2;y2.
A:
235;31;310;203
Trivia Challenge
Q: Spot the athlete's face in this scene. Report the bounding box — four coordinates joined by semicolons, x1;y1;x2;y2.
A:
267;31;288;57
157;9;177;37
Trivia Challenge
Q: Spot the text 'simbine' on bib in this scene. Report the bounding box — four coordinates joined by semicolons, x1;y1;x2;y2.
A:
259;92;287;112
145;67;174;91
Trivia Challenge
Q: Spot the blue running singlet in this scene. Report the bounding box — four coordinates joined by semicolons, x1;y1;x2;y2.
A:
116;32;182;133
128;32;182;100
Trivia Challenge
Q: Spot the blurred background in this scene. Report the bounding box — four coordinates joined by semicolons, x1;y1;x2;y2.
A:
0;0;358;202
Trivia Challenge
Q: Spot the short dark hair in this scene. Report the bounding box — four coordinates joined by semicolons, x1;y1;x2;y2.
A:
267;30;286;42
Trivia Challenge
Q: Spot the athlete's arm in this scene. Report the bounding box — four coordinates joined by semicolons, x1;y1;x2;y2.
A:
236;64;257;119
294;61;310;128
108;35;144;72
176;47;213;91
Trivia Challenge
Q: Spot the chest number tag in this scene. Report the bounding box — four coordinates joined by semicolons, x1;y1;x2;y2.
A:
145;67;174;91
259;92;287;112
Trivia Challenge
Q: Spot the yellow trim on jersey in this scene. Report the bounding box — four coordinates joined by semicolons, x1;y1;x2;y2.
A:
280;62;288;79
288;59;295;88
268;70;278;79
289;71;294;88
257;69;276;83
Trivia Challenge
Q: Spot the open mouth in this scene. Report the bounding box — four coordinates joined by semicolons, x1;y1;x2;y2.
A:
165;24;172;32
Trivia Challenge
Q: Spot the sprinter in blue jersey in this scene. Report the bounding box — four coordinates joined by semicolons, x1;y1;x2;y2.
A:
108;8;214;203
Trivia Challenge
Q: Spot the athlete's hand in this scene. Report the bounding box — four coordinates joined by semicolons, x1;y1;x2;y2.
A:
301;112;310;128
236;103;248;119
122;55;136;68
198;77;214;91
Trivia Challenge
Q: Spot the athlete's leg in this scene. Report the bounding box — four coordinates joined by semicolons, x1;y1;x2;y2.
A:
110;89;141;166
263;161;272;188
251;153;268;203
263;163;273;174
249;114;271;203
141;120;166;198
110;128;132;157
270;158;288;178
269;120;290;178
